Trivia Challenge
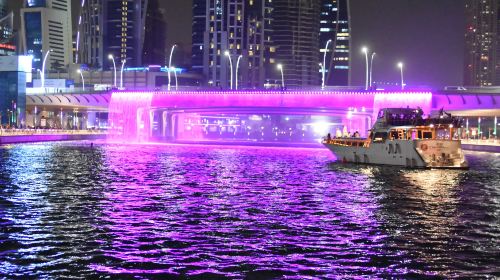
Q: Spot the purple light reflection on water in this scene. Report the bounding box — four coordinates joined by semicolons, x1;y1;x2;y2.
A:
88;144;406;277
0;143;499;278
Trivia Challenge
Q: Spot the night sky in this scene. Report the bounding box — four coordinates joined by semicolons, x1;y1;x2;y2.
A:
8;0;465;87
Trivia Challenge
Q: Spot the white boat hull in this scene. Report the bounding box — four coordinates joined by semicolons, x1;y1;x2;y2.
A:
324;139;468;169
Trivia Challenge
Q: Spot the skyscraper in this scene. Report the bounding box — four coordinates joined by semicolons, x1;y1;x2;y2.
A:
142;0;167;66
243;0;275;88
79;0;148;69
464;0;498;86
273;0;320;88
320;0;350;86
192;0;275;89
0;0;15;56
20;0;73;70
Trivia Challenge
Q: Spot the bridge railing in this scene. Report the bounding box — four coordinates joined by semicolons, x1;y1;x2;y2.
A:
26;87;109;95
461;139;499;146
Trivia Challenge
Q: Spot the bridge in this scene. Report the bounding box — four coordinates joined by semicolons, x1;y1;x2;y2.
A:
25;89;499;141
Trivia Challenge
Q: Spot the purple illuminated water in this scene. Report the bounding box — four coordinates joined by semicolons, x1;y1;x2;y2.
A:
0;142;499;278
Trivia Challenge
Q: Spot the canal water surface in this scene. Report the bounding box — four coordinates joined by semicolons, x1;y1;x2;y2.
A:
0;142;499;279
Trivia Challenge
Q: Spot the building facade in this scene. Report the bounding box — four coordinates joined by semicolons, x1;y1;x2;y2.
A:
192;0;275;89
0;0;15;56
464;0;498;86
20;0;73;71
142;0;167;66
273;0;320;88
0;56;31;126
320;0;350;86
79;0;148;70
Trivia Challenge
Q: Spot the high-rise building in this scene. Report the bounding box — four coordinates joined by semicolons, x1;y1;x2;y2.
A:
0;0;4;18
273;0;321;88
242;0;275;88
464;0;498;86
79;0;148;70
191;0;206;75
142;0;167;66
192;0;275;89
320;0;350;86
0;0;15;56
20;0;73;70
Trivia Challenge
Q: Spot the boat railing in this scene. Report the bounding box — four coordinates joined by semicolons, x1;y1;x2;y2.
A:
323;137;369;148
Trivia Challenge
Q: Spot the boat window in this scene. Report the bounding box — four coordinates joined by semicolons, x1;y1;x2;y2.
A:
422;131;433;139
377;110;384;119
373;132;387;142
390;130;399;140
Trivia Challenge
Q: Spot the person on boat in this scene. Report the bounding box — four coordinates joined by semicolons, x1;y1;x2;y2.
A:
336;128;342;138
327;133;332;142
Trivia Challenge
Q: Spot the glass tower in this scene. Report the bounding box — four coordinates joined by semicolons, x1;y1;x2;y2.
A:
320;0;350;86
464;0;498;86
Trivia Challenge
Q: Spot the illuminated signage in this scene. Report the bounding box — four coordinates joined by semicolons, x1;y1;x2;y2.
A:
0;44;16;51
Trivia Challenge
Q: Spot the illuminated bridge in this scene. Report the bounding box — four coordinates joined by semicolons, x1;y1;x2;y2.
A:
25;89;499;141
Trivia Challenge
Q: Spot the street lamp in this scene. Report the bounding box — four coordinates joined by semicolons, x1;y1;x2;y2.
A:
41;49;52;89
168;44;176;91
397;62;405;90
362;47;368;90
108;54;117;87
120;59;128;89
369;52;376;89
77;69;85;91
235;55;243;90
322;39;332;89
277;64;285;89
171;66;178;91
224;50;234;90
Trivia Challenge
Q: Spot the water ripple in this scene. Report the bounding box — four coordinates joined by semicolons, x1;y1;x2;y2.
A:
0;142;499;278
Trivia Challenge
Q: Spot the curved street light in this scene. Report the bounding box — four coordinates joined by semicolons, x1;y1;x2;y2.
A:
322;39;332;90
120;59;128;89
168;44;177;91
171;66;178;91
397;62;405;90
235;55;243;90
362;47;369;90
369;52;376;89
41;49;53;89
224;50;234;90
277;64;285;89
77;69;85;91
108;54;117;87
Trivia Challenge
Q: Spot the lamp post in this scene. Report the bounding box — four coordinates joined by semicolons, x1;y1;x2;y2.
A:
171;66;178;91
168;44;177;91
224;50;234;90
108;54;117;87
322;39;332;90
77;69;85;91
41;49;52;89
120;59;127;89
362;47;368;90
277;64;285;89
235;54;243;90
369;52;376;89
397;62;404;90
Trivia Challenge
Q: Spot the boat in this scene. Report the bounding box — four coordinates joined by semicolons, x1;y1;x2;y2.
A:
322;108;468;169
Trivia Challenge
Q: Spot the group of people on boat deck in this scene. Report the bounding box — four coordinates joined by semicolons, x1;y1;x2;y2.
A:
327;129;361;141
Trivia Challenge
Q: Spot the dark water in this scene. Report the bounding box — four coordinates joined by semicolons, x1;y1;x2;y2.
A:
0;142;499;279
